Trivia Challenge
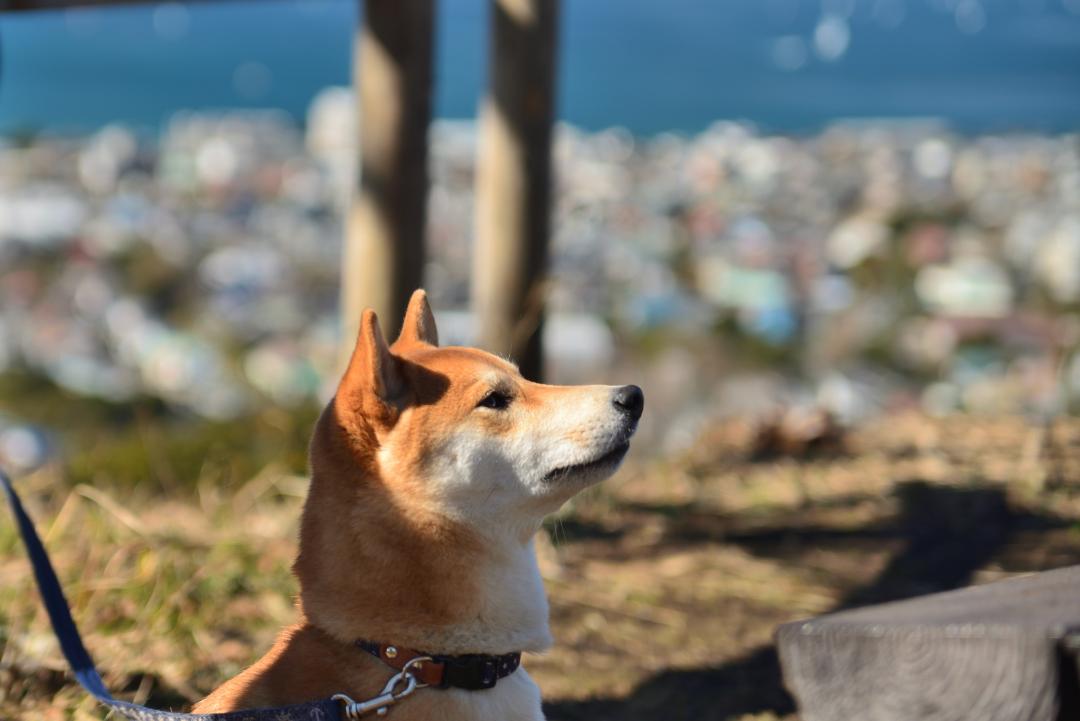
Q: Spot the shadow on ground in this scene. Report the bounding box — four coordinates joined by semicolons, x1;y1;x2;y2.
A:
544;480;1072;721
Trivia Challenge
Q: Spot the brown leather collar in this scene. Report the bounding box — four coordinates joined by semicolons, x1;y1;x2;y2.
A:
356;640;522;691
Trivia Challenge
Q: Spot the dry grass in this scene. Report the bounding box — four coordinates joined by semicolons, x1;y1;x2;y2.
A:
2;413;1080;720
0;467;306;719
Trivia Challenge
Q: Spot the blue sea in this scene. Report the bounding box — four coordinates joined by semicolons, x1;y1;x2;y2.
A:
1;0;1079;137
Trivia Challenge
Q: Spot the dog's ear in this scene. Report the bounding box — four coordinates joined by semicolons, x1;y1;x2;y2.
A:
396;289;439;348
339;309;405;415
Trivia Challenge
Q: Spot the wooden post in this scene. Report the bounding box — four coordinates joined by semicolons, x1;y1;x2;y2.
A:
341;0;434;354
777;565;1080;721
473;0;558;381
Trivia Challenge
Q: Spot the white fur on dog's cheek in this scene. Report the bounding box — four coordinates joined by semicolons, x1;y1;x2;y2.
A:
411;431;529;524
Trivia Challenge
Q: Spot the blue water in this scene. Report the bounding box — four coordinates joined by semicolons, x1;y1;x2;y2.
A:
1;0;1078;136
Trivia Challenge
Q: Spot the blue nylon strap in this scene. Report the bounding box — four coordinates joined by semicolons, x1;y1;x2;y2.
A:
0;468;342;721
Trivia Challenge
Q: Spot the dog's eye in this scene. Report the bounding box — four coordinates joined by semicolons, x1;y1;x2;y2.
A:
477;390;511;410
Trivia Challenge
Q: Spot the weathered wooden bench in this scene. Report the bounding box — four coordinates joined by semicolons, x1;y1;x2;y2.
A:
777;564;1080;721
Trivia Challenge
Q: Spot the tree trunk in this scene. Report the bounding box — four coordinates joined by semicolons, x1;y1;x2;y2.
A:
473;0;559;381
341;0;434;356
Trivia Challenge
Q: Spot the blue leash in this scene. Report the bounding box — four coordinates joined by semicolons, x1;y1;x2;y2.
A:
0;468;342;721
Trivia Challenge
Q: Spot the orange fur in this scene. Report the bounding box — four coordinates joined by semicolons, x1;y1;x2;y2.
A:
195;290;640;720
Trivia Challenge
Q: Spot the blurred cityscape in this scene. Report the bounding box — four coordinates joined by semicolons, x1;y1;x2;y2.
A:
1;87;1079;470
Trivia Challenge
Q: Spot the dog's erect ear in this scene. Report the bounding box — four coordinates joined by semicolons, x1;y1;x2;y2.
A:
396;289;439;348
339;309;405;411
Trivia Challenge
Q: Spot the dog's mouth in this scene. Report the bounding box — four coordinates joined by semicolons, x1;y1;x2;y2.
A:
544;441;631;483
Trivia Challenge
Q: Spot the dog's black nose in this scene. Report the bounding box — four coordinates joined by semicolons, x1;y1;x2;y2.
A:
613;385;644;421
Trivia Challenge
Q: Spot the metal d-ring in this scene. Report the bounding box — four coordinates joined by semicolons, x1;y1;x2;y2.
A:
399;656;432;688
333;656;433;718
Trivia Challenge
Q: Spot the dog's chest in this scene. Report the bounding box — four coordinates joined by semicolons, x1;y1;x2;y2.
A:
397;667;546;721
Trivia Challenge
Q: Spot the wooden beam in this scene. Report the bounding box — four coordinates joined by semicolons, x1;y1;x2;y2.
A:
472;0;558;381
340;0;433;350
777;565;1080;721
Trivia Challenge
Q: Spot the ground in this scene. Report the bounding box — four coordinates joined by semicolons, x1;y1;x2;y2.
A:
1;412;1079;721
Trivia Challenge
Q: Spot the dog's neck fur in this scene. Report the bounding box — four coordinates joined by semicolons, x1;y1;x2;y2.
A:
293;412;554;657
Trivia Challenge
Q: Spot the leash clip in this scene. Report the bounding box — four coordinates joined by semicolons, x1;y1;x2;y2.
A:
334;656;431;719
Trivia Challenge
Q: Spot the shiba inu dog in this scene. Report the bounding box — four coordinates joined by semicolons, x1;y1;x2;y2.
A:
194;290;643;720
